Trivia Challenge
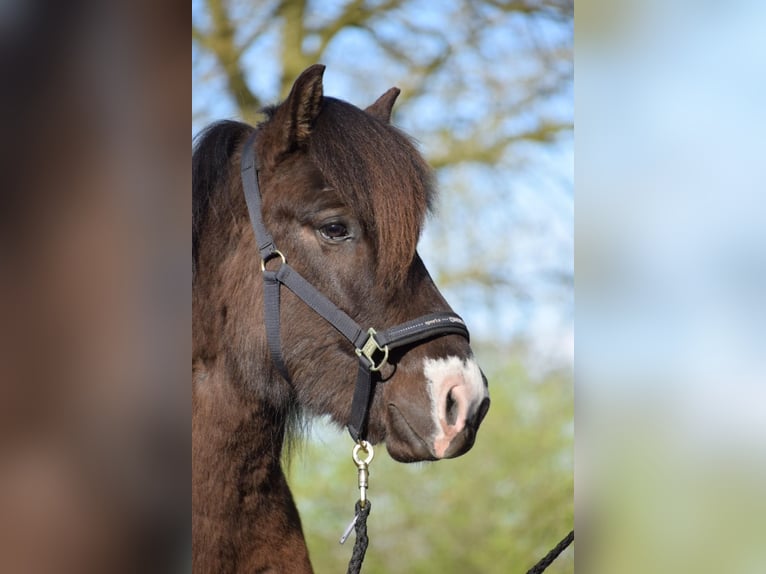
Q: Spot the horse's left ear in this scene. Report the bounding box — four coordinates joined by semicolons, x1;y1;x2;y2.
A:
286;64;325;143
265;64;325;161
365;87;400;123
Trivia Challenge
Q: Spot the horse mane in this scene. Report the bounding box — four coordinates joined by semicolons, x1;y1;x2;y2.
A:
192;119;254;282
193;119;310;457
308;97;435;288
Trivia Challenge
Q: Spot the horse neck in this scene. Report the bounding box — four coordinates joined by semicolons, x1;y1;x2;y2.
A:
193;356;284;509
192;358;312;572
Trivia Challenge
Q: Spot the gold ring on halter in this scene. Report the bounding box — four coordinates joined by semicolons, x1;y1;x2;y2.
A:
260;250;286;271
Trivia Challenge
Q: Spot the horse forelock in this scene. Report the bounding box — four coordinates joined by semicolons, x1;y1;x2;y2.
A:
308;97;434;287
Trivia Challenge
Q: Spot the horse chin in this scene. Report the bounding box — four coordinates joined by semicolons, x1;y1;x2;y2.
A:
383;404;438;463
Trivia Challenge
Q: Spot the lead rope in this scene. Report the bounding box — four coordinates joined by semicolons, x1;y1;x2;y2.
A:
340;441;374;574
526;529;574;574
345;500;371;574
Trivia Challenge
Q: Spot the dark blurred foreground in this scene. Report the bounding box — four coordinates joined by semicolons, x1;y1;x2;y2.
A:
0;2;189;572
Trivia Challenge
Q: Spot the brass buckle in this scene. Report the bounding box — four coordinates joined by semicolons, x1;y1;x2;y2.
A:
355;328;389;372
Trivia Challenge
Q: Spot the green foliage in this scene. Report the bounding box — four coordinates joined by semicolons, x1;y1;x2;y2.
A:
288;343;573;572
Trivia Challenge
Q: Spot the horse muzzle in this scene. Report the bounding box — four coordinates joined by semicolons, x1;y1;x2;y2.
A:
383;356;490;462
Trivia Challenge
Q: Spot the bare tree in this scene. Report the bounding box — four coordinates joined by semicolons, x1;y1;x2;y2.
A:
193;0;573;342
193;0;571;146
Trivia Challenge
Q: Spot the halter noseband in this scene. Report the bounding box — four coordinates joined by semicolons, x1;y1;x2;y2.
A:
240;132;470;442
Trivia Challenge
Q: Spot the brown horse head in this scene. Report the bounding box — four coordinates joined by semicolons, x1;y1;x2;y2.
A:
193;64;492;572
193;65;489;464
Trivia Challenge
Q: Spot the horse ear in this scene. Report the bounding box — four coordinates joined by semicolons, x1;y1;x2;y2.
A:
271;64;325;155
365;87;400;123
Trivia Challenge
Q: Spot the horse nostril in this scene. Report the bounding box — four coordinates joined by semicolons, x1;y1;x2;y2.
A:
445;388;458;426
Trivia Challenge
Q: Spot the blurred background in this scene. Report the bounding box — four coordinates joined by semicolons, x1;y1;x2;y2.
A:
3;1;762;573
576;0;766;572
193;1;573;572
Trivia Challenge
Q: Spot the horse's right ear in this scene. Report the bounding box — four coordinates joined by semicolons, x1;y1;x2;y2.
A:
365;87;400;123
266;64;325;160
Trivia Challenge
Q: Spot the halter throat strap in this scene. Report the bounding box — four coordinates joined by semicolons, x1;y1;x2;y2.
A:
240;132;470;442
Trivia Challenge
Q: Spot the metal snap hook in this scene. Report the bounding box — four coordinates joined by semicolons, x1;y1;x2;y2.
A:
352;441;374;507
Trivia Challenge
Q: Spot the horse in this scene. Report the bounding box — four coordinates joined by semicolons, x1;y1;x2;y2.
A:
192;64;490;573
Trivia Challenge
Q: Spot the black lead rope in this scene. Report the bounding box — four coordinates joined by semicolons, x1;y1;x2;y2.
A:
526;529;574;574
346;500;371;574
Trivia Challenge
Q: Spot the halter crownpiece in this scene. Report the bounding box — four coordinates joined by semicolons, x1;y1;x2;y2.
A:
240;131;470;442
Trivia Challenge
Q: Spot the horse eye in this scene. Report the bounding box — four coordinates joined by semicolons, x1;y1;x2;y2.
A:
319;222;350;241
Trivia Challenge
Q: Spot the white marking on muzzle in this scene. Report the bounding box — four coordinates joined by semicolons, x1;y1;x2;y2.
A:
423;356;486;458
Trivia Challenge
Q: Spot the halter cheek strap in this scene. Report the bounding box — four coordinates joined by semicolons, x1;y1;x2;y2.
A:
240;132;470;442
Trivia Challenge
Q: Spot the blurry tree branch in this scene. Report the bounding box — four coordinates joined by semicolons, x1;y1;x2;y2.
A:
485;0;574;20
192;0;263;122
308;0;404;60
277;0;407;96
193;0;574;330
193;0;572;130
429;120;572;169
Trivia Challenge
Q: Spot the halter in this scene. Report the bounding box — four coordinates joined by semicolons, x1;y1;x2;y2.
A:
239;131;572;574
239;131;470;443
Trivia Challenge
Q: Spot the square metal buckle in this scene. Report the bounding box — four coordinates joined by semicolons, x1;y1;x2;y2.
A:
355;328;389;372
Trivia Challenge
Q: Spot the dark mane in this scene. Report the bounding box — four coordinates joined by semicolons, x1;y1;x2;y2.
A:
308;97;434;287
192;119;254;281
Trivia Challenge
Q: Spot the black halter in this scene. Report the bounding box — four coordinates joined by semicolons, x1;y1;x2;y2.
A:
240;132;470;442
